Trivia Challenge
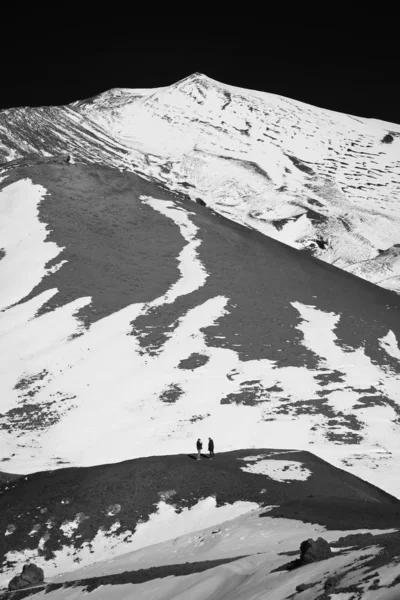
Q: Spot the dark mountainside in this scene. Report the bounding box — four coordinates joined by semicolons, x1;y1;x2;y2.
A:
1;449;400;570
0;161;399;456
1;161;399;363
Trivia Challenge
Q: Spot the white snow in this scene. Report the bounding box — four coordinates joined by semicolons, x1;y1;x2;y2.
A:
29;524;41;536
5;525;15;536
2;494;398;596
141;197;208;303
71;73;400;292
239;456;311;481
60;514;88;538
106;504;121;516
0;498;258;587
0;179;62;310
1;74;400;290
127;498;258;553
55;508;396;580
40;508;398;600
379;329;400;361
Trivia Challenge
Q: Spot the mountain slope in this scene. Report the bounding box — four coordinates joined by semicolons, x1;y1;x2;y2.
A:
40;526;400;600
73;73;400;289
0;105;129;168
1;76;400;600
1;449;399;591
348;244;400;293
0;162;400;498
1;74;400;289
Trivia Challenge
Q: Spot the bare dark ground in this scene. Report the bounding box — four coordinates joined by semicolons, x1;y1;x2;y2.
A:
0;163;183;327
263;497;400;530
178;353;210;370
0;471;20;484
1;449;399;571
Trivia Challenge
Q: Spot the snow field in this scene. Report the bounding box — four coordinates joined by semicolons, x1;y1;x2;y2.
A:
0;179;62;311
9;506;398;599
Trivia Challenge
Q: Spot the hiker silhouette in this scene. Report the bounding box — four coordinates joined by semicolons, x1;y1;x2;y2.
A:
208;437;214;459
196;438;202;460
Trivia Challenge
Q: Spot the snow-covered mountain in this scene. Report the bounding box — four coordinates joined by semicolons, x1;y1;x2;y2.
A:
2;73;400;290
1;74;400;598
1;160;400;498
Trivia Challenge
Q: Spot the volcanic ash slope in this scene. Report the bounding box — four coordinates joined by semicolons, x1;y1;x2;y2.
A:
0;163;400;499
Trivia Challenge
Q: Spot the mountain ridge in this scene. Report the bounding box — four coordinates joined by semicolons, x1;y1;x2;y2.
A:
1;73;400;290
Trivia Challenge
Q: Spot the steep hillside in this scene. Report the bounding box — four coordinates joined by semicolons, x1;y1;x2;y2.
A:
0;162;399;498
0;105;129;168
1;449;399;591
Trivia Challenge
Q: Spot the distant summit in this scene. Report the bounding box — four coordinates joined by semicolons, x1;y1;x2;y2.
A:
2;73;399;290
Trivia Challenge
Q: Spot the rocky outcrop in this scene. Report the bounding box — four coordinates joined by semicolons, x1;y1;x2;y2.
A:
299;537;332;564
8;564;44;590
295;581;318;592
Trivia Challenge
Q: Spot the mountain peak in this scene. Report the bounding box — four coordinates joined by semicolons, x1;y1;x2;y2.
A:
171;72;215;91
175;72;210;83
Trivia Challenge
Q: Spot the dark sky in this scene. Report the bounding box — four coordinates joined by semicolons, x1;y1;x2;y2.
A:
1;30;398;124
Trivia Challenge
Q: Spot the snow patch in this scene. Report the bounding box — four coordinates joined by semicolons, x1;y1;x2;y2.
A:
380;329;400;361
0;179;62;310
142;196;208;303
46;260;68;275
60;513;88;538
239;457;312;481
5;524;15;536
106;504;121;516
130;498;258;553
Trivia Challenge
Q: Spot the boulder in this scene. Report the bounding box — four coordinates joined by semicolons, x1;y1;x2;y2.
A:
21;563;44;584
299;537;332;564
324;576;338;592
296;582;317;592
8;576;23;591
8;563;44;590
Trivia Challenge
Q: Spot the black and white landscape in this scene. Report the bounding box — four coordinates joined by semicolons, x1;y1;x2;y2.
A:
1;73;400;599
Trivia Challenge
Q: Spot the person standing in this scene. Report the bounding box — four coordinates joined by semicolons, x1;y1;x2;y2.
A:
196;438;203;460
208;437;214;459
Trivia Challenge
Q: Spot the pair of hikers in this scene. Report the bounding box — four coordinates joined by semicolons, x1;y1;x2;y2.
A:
196;437;214;460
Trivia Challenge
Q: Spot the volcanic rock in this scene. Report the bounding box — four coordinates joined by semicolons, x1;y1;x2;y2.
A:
8;563;44;590
299;537;332;564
